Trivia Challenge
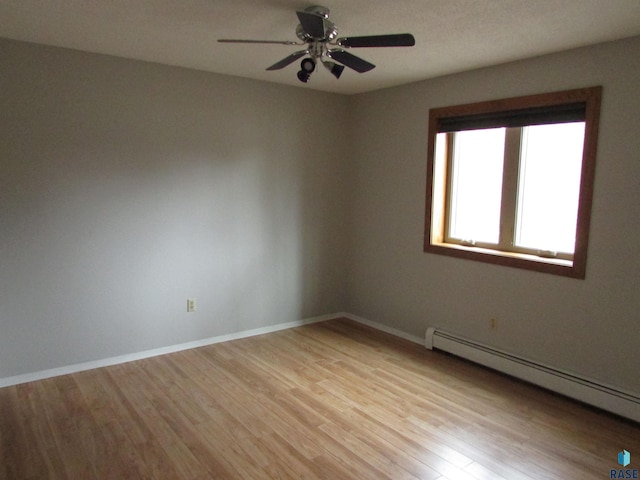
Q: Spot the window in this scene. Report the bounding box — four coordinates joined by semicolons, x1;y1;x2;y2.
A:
424;87;602;278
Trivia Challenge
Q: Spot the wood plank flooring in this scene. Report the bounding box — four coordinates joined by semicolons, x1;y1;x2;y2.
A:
1;318;638;479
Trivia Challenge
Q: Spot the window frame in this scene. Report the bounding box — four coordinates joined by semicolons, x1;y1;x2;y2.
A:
424;87;602;279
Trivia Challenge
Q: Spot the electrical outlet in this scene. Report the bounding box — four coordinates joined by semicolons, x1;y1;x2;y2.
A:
490;318;498;329
187;298;196;313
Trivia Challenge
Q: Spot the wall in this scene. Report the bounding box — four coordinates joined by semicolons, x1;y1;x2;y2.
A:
0;39;349;378
3;34;639;397
345;36;640;394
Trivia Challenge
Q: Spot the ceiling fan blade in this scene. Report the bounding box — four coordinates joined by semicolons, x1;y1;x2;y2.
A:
327;49;376;73
337;33;416;48
296;10;326;39
266;50;309;71
218;39;300;45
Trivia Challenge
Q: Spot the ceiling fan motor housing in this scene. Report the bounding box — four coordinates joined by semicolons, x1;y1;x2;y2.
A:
295;22;338;42
296;5;337;43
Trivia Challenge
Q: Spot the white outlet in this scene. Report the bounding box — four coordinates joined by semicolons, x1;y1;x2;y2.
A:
187;298;196;313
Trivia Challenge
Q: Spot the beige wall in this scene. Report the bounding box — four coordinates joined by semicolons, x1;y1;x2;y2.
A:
0;39;349;378
345;36;640;393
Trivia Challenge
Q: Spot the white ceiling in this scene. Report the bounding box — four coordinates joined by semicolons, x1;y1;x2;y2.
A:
1;0;640;95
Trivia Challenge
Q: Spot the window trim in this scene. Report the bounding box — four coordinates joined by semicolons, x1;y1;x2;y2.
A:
424;87;602;279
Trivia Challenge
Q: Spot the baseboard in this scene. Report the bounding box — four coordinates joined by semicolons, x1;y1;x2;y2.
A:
6;312;636;424
341;312;424;345
342;314;640;423
0;313;338;388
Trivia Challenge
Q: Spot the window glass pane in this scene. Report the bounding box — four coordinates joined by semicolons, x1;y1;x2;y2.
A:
449;128;505;244
515;122;585;253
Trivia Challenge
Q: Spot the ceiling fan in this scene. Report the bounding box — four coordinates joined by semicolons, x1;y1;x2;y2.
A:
218;5;415;83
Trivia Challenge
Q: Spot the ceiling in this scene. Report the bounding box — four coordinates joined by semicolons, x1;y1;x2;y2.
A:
1;0;640;95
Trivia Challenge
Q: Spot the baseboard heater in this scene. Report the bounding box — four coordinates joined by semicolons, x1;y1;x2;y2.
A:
425;328;640;423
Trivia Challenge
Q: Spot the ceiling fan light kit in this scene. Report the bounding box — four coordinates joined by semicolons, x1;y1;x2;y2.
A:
322;60;345;79
297;57;316;83
218;5;415;83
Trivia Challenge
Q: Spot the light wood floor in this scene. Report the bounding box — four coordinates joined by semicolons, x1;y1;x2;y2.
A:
1;318;638;479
